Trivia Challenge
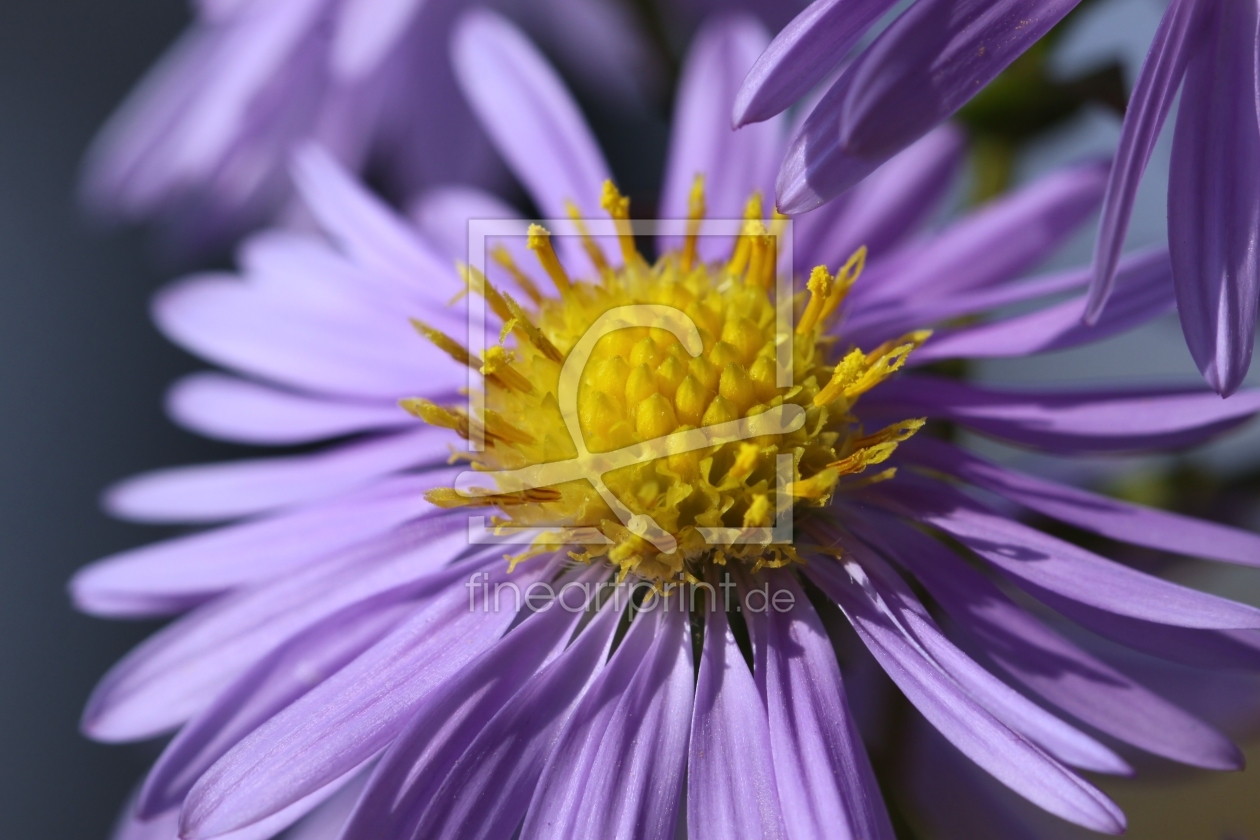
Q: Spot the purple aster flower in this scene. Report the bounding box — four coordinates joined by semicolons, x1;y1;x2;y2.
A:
80;0;660;253
1086;0;1260;397
77;10;1260;840
733;0;1083;213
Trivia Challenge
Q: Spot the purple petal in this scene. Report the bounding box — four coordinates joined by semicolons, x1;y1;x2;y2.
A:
1026;587;1260;672
1168;0;1260;395
1087;0;1202;321
331;0;424;79
180;557;551;840
71;477;452;618
407;185;524;264
290;145;466;307
745;571;894;840
339;572;596;840
688;582;788;840
153;274;464;401
733;0;901;127
521;602;692;840
842;261;1093;348
660;14;784;261
867;376;1260;453
911;248;1174;363
852;160;1109;305
452;10;612;222
855;514;1243;770
112;801;179;840
809;544;1130;775
906;437;1260;569
137;604;408;817
778;0;1083;212
808;558;1126;833
103;431;443;524
795;123;965;270
81;524;478;742
282;768;370;840
409;594;624;840
166;372;408;446
877;477;1260;630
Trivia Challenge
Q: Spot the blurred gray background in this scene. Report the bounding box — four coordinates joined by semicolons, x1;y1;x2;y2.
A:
0;2;246;836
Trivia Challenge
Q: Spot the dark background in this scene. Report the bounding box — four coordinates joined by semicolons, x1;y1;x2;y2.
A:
0;2;222;837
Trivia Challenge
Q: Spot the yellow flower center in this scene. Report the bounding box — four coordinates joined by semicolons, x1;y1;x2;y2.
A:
415;178;926;584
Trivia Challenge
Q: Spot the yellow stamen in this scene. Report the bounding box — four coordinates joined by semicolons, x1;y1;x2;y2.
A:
681;174;706;274
527;224;571;293
565;200;610;273
820;246;867;323
600;180;641;267
491;246;544;305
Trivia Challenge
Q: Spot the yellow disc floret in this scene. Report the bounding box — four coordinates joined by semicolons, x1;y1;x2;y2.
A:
415;180;926;584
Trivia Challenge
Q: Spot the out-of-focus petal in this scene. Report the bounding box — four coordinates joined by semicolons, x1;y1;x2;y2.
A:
70;479;453;618
911;249;1174;363
877;477;1260;630
688;582;788;840
747;571;895;840
407;185;525;263
858;515;1244;770
452;10;613;222
166;372;408;446
778;0;1083;212
660;14;784;261
809;559;1125;834
1087;0;1202;321
906;437;1260;569
1168;0;1260;395
179;557;549;840
521;606;692;840
332;0;425;80
733;0;901;127
103;430;441;524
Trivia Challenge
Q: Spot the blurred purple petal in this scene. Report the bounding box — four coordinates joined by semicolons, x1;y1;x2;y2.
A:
660;14;783;261
747;571;895;840
452;10;612;222
1168;0;1260;395
332;0;425;79
1088;0;1202;321
734;0;901;127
